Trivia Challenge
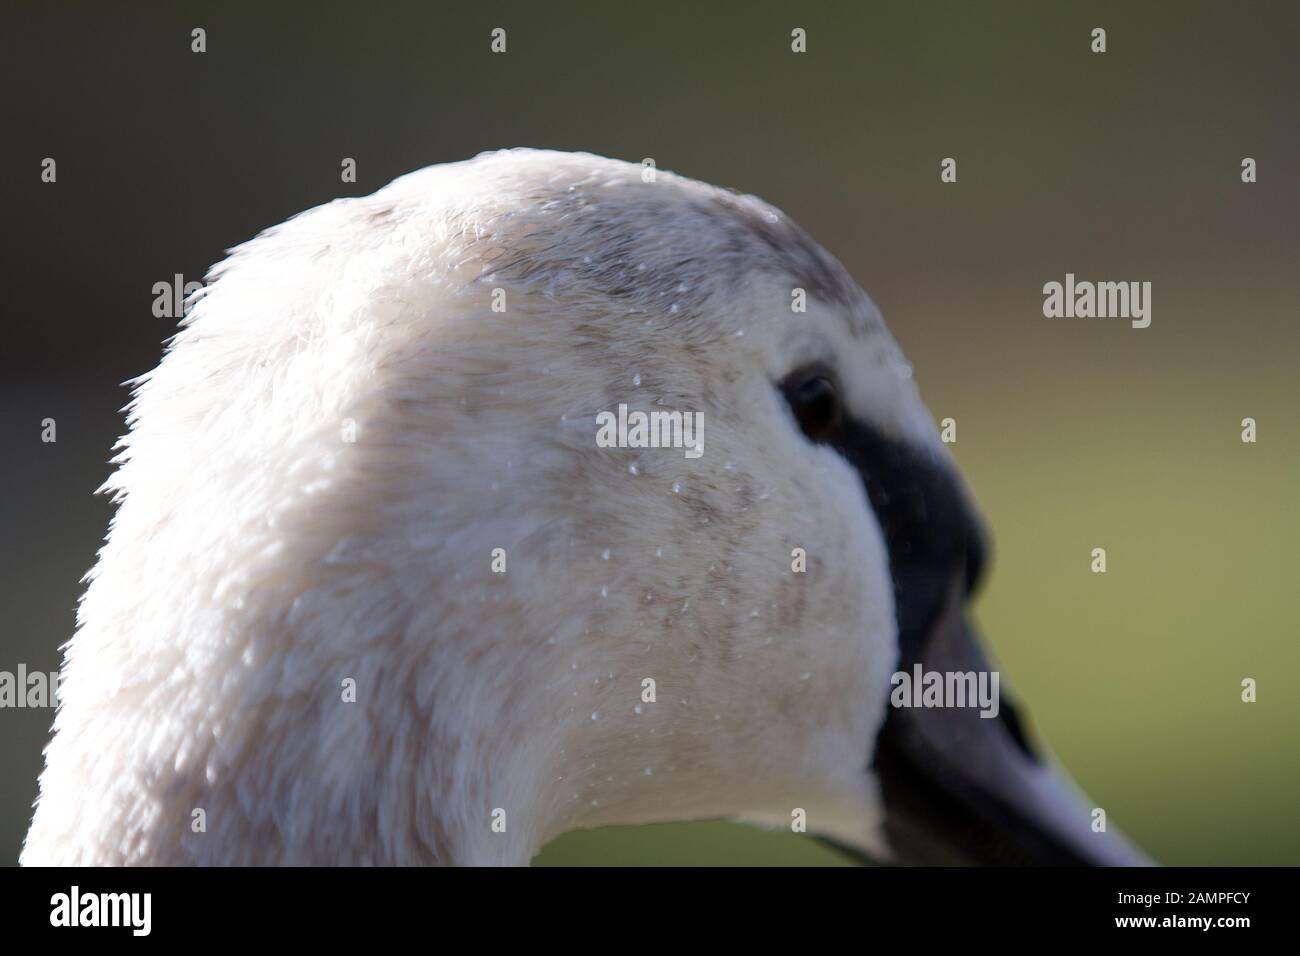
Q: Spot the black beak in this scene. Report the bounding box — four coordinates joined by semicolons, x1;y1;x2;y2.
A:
873;576;1150;866
823;414;1151;866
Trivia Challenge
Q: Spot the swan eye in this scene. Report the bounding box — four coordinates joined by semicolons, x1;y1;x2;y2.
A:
781;366;842;441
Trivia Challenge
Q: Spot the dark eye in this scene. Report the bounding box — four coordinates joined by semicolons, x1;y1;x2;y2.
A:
780;365;842;441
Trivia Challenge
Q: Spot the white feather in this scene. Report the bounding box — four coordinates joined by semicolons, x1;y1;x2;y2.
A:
24;150;938;865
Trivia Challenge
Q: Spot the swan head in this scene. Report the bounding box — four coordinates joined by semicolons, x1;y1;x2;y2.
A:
23;149;1146;866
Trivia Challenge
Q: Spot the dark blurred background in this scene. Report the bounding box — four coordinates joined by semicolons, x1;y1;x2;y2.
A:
2;1;1297;866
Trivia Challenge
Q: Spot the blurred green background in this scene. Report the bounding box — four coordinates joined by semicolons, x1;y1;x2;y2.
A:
1;1;1296;866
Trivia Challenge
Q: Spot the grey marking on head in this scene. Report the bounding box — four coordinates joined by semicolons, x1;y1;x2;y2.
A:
463;170;873;336
702;191;872;335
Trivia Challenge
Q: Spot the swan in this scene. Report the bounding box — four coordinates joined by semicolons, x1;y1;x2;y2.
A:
22;149;1146;866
